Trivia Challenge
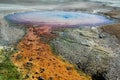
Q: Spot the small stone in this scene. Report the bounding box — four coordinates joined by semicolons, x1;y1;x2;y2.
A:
37;76;44;80
16;54;22;60
98;33;106;39
40;68;45;73
48;77;53;80
25;74;29;79
32;76;34;79
36;57;40;59
66;66;72;70
35;72;39;74
26;62;33;67
29;57;33;61
24;62;33;69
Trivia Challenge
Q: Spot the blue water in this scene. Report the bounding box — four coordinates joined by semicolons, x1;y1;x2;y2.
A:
5;11;114;27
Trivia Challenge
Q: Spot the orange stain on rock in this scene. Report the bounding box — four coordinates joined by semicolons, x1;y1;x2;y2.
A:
11;26;91;80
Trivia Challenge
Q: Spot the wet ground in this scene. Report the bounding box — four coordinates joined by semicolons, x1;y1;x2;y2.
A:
0;0;120;80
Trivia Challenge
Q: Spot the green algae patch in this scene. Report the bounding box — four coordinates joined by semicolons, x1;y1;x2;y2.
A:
0;47;23;80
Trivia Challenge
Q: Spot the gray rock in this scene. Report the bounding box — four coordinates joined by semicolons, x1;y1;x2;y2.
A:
0;17;26;46
51;27;120;80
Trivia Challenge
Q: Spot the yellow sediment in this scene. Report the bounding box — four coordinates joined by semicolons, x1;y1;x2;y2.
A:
11;26;92;80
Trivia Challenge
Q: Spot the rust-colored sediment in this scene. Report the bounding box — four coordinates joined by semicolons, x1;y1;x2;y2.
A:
11;26;91;80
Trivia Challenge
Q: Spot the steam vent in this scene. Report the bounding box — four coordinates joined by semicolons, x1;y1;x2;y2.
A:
4;11;113;80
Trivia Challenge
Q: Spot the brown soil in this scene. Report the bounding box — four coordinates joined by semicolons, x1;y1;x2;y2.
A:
101;23;120;40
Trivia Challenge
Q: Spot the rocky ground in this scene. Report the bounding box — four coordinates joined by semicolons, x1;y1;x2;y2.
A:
50;25;120;80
